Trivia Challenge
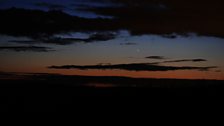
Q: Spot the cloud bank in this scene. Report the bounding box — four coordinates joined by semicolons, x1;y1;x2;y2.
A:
0;46;54;52
1;0;224;44
48;63;217;72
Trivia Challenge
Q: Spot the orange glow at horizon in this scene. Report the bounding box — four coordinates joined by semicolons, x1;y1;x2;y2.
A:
1;59;223;80
45;69;224;80
1;65;223;80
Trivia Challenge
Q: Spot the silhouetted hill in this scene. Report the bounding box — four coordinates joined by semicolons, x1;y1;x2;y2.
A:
1;73;224;112
1;73;224;94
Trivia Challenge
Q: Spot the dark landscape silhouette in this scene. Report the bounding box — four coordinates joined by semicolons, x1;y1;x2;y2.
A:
1;72;224;97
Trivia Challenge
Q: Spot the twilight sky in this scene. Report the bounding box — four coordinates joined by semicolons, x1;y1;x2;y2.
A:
0;0;224;80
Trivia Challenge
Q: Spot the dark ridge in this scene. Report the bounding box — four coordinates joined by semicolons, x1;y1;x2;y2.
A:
1;73;223;112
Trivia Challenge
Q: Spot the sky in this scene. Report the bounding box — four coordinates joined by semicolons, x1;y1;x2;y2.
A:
0;0;224;80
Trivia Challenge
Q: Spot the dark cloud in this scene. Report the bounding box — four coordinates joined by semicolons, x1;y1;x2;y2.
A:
162;34;177;39
86;32;117;41
0;8;119;45
120;42;137;45
48;63;217;72
144;58;207;64
8;40;38;44
145;56;166;60
0;46;54;52
41;32;116;45
0;8;75;37
9;38;82;45
9;32;117;45
1;0;224;43
34;2;66;10
80;0;224;38
163;59;207;63
0;8;118;38
9;40;36;43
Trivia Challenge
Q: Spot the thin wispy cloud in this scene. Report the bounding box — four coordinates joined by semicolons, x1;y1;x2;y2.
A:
0;46;54;52
163;59;207;63
34;2;66;10
120;42;137;45
145;56;166;60
144;56;207;63
8;32;117;45
48;63;217;72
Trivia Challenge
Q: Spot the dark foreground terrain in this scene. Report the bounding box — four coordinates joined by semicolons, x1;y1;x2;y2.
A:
1;73;224;112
